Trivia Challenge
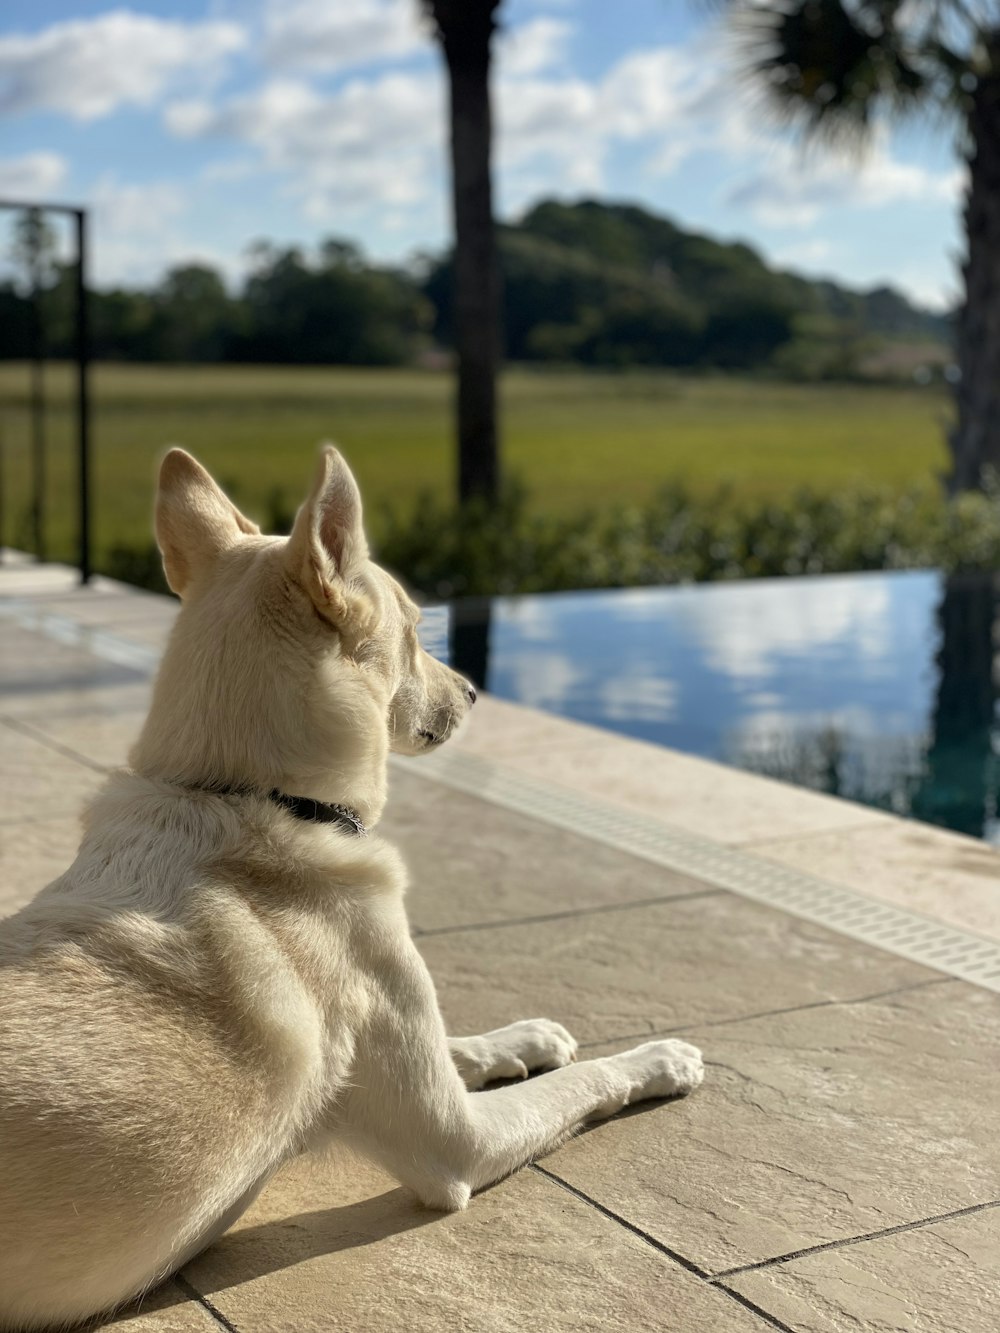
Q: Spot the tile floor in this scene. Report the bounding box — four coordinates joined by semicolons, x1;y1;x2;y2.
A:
2;558;999;1333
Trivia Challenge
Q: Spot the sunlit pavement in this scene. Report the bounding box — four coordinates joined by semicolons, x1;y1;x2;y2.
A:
3;553;999;1333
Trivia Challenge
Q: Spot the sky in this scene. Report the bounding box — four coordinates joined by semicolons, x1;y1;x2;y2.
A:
0;0;967;308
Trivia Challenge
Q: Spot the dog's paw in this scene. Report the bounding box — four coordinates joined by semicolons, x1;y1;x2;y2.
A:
451;1019;578;1089
623;1039;704;1101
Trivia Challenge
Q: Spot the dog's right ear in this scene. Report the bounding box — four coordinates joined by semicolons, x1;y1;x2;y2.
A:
155;448;259;597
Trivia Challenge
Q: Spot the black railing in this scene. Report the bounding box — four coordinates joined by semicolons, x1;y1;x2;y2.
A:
0;200;91;584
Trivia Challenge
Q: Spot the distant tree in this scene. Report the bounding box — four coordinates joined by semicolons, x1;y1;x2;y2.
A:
423;0;503;504
154;264;236;361
727;0;1000;491
239;239;431;365
423;200;801;368
10;208;57;559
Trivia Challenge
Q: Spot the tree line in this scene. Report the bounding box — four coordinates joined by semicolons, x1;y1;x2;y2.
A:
0;199;947;376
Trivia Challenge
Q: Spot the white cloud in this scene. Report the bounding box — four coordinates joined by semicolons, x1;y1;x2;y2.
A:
92;176;186;235
82;176;214;286
500;18;572;77
168;70;446;221
164;19;715;225
727;136;964;228
0;150;66;199
151;14;958;297
0;10;246;121
769;238;835;269
261;0;426;74
493;38;717;211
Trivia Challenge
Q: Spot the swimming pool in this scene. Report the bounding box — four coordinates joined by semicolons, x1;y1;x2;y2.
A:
420;570;1000;846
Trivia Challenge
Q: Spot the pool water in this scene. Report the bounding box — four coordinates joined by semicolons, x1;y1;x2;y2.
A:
419;570;1000;847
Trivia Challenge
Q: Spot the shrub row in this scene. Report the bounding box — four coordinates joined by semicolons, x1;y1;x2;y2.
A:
374;476;1000;599
102;475;1000;600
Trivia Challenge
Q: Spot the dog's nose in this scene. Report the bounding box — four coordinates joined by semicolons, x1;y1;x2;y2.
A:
465;683;477;706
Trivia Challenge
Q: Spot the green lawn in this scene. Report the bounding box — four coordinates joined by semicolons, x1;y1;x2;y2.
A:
0;361;952;567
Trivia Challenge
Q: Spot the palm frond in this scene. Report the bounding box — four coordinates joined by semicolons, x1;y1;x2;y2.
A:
729;0;928;143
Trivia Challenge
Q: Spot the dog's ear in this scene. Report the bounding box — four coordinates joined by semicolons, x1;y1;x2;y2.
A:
284;445;372;628
155;448;260;597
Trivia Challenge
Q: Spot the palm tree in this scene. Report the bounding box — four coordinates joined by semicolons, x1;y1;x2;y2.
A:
729;0;1000;492
423;0;502;505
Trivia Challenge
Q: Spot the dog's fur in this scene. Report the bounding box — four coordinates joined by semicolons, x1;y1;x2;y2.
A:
0;448;703;1330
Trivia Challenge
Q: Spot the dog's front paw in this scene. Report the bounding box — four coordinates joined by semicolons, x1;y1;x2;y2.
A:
624;1039;704;1101
451;1019;578;1089
493;1017;578;1079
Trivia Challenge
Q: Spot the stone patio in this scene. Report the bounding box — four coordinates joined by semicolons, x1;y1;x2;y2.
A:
2;556;999;1333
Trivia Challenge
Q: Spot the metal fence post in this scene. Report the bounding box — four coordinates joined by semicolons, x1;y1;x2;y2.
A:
75;208;91;585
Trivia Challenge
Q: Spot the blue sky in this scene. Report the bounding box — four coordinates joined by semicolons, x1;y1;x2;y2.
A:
0;0;965;307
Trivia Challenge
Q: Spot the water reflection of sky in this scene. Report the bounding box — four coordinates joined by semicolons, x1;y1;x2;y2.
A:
420;570;1000;845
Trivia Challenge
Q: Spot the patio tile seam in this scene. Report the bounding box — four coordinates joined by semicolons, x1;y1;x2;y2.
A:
708;1284;800;1333
573;976;955;1051
708;1196;1000;1281
173;1275;243;1333
529;1163;710;1276
1;715;111;775
411;886;725;938
537;1159;1000;1316
529;1165;796;1333
734;818;894;849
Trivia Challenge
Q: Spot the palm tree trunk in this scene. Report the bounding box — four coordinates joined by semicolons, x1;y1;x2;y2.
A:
433;0;501;504
909;574;998;837
949;32;1000;492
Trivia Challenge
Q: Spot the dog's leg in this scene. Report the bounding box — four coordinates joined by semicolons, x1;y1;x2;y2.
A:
339;948;702;1211
448;1020;578;1090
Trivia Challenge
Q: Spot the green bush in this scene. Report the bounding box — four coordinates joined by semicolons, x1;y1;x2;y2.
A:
96;474;1000;600
375;475;1000;598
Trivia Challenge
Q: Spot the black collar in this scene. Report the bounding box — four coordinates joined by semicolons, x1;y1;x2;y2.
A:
199;782;367;836
267;789;367;836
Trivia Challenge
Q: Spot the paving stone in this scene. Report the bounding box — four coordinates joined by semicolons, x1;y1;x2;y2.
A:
18;588;178;632
545;982;1000;1275
0;815;82;916
103;1280;220;1331
0;723;105;823
13;704;150;770
418;891;935;1044
0;564;80;596
726;1206;1000;1333
183;1150;766;1333
0;650;150;716
383;767;714;931
749;819;1000;944
0;674;152;720
444;696;886;844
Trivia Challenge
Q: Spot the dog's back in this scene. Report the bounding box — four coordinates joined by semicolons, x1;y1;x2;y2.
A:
0;778;335;1329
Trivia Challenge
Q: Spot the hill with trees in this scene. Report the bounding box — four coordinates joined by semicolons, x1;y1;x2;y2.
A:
0;198;948;379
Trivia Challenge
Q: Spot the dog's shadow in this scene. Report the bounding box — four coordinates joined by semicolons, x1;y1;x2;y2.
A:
113;1186;437;1322
107;1091;682;1326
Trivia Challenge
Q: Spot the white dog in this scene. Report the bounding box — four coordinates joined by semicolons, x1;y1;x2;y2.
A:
0;448;703;1329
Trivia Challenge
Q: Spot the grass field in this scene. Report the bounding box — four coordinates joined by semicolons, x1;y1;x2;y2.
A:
0;361;953;568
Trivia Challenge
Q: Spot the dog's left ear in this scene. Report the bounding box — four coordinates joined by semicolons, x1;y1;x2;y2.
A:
285;445;372;628
156;448;260;597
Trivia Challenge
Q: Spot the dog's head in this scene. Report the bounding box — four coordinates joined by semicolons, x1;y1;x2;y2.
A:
135;447;474;821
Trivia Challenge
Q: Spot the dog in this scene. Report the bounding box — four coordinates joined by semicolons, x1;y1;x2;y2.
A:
0;447;704;1329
